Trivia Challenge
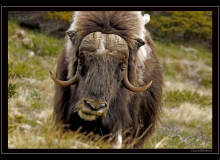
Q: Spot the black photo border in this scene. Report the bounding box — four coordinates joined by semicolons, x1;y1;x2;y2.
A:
1;6;219;154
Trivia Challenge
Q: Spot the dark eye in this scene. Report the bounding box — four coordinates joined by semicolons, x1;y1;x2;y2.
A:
78;61;82;66
78;57;85;67
80;65;88;76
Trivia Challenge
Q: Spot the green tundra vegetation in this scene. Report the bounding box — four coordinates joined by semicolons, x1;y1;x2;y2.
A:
143;11;212;50
8;11;212;149
8;61;17;99
43;11;73;22
44;11;212;49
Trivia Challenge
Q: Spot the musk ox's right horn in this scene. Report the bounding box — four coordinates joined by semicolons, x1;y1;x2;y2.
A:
122;38;152;92
122;68;152;92
50;71;79;87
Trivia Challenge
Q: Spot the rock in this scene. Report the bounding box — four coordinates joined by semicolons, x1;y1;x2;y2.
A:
16;29;26;38
22;37;34;49
28;51;35;57
25;49;35;57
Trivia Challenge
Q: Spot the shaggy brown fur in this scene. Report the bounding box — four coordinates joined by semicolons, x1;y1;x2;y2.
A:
70;11;146;47
53;11;163;148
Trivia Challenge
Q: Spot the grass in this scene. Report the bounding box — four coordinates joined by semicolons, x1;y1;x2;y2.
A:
164;89;212;108
7;19;212;150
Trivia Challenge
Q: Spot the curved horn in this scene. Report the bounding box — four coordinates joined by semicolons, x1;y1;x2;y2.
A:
50;71;79;87
122;69;152;92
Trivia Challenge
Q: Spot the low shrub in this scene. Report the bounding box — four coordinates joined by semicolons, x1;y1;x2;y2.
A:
143;11;212;49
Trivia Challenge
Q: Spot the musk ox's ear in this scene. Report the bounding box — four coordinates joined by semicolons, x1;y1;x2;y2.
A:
135;38;145;48
66;30;77;45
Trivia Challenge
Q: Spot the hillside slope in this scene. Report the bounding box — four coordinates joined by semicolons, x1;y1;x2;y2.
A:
8;19;212;149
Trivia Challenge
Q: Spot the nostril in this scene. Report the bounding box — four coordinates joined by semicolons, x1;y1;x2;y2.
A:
84;100;93;110
85;100;91;105
84;99;107;111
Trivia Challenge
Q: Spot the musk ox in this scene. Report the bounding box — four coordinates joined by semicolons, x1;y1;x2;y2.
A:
50;11;163;148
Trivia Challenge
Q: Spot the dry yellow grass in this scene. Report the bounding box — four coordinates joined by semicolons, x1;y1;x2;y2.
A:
7;18;212;150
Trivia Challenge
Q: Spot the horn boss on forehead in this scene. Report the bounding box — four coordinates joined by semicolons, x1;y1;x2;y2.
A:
51;31;152;92
79;32;129;54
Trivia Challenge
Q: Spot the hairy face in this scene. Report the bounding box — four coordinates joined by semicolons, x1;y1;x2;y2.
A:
72;32;129;121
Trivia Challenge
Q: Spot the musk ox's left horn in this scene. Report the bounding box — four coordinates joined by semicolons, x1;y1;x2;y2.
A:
122;69;152;92
50;71;79;87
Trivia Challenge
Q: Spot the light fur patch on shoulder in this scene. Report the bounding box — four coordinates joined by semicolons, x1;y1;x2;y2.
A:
135;44;152;85
143;14;150;25
137;44;152;66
